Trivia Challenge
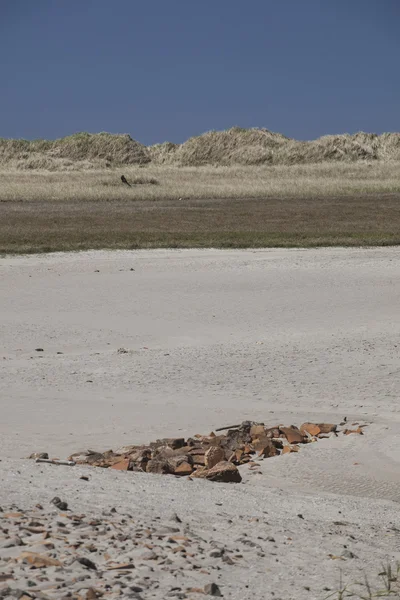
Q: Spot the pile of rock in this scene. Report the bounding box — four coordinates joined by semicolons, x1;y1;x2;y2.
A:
35;420;359;484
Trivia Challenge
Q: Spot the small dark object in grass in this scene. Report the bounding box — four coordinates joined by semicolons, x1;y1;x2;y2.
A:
121;175;131;187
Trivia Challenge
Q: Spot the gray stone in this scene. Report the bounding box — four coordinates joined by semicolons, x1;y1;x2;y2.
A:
204;582;223;596
209;548;224;558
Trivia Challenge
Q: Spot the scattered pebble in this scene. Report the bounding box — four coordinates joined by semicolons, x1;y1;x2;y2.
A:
0;505;239;599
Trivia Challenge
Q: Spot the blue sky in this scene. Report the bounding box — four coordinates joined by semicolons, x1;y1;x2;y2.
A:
1;0;399;144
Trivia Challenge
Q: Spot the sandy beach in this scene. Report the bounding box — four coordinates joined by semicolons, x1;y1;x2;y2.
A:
2;248;400;599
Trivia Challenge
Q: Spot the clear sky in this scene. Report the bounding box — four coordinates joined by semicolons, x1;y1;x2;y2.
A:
1;0;399;144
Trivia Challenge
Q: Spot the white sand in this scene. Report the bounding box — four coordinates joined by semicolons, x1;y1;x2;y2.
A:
1;248;400;598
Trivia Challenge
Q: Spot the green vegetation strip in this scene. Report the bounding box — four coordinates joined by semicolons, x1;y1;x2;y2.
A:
1;194;400;254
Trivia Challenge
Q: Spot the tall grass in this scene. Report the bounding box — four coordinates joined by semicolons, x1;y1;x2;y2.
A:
1;162;400;203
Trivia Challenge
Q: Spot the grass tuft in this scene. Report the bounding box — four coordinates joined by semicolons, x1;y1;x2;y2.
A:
325;562;400;599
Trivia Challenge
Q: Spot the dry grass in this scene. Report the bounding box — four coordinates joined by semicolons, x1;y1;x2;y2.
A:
150;128;400;166
1;129;400;170
1;162;400;203
327;562;400;599
0;132;150;171
1;159;400;254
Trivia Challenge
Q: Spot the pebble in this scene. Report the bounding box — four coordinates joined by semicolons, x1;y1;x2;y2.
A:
0;504;245;600
204;582;223;596
209;548;224;558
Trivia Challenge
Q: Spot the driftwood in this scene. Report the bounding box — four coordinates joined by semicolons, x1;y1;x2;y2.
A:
215;424;241;432
35;458;76;466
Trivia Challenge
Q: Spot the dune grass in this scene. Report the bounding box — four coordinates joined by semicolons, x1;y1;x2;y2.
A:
1;162;400;254
1;162;400;203
2;129;400;169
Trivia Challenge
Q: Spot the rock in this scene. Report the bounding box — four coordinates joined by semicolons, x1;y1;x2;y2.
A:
279;427;305;444
76;557;97;570
170;445;192;458
252;435;277;452
222;554;234;565
170;513;182;523
282;445;299;454
271;438;284;449
189;448;206;466
257;442;278;458
69;451;105;466
153;445;175;460
173;462;193;476
191;467;209;479
141;551;158;560
204;446;225;469
228;448;243;464
343;427;363;435
50;497;68;511
265;427;281;438
110;458;130;471
317;423;337;434
146;458;173;475
300;423;321;436
209;548;224;558
29;452;49;460
220;422;254;452
128;448;152;470
169;454;194;468
205;461;242;483
154;438;185;450
250;425;265;439
168;438;186;450
204;582;222;596
19;552;62;567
